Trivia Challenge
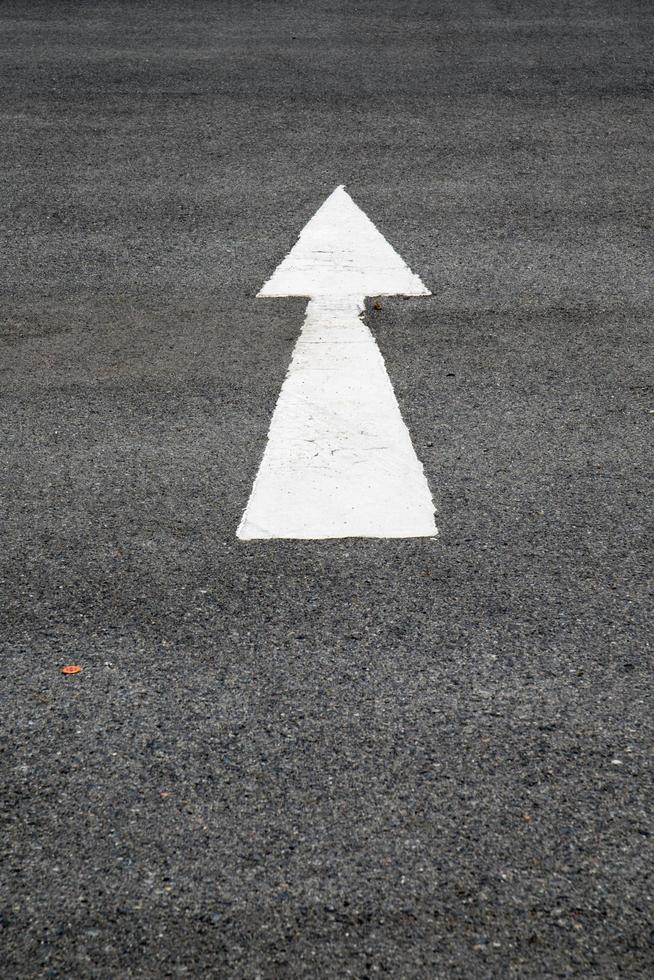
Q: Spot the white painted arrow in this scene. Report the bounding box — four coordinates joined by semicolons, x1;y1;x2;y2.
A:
237;185;437;540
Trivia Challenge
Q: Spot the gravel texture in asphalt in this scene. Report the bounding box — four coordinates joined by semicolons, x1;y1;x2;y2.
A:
1;1;653;976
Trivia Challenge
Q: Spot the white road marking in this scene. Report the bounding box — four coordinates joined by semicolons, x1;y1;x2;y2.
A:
237;186;437;540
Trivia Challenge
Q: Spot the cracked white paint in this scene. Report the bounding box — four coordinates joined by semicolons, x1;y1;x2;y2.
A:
237;186;437;540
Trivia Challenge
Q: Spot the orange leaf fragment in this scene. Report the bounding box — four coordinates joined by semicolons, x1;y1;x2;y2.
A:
62;665;82;675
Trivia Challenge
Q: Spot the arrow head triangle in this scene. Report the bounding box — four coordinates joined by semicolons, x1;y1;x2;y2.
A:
258;185;430;300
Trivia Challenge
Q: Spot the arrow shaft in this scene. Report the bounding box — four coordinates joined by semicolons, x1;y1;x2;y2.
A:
237;297;436;540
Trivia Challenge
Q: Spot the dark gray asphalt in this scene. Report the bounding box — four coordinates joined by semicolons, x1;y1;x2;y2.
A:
1;1;653;976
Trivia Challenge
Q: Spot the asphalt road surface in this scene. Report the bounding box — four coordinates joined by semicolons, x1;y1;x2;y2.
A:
2;1;653;977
